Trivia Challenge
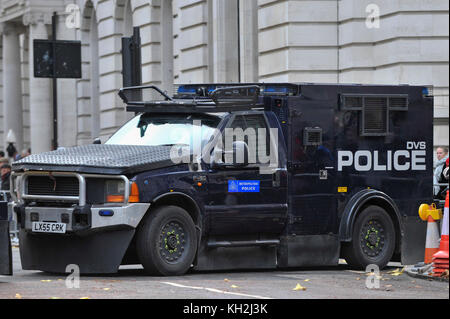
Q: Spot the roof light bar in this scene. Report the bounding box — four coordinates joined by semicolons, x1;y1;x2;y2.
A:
119;83;300;114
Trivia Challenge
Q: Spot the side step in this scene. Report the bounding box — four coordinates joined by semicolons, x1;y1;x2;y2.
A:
206;239;280;248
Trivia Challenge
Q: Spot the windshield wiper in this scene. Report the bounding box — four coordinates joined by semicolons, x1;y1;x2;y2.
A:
158;143;189;147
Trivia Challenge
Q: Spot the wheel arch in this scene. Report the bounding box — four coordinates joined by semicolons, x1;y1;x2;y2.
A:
339;189;403;254
150;192;202;228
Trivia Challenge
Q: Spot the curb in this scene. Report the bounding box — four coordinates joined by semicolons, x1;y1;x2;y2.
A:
405;265;449;282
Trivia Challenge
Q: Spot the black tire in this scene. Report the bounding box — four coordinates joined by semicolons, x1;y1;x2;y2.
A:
342;206;396;270
136;205;197;276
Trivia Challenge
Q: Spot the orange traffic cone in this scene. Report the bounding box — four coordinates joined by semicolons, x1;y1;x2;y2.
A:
432;190;449;277
424;215;440;264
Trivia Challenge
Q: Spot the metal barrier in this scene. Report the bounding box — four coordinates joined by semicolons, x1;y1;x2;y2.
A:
0;191;18;245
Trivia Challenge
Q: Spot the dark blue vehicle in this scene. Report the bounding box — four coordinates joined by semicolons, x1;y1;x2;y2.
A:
11;83;433;275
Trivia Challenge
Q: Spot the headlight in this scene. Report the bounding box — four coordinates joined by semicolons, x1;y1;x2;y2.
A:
105;180;126;203
104;180;140;203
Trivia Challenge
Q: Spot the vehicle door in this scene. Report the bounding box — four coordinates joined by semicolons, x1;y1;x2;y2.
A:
205;112;288;236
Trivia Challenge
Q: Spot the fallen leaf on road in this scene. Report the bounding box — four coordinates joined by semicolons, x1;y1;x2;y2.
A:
389;268;405;276
387;268;400;274
103;288;111;291
293;283;307;291
50;297;62;299
304;279;310;282
40;280;52;282
390;269;403;276
15;293;22;299
224;278;229;282
80;297;90;299
356;277;361;281
230;285;239;289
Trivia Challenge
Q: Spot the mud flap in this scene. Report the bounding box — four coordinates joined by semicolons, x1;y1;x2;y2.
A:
19;228;135;274
0;220;12;275
401;216;427;265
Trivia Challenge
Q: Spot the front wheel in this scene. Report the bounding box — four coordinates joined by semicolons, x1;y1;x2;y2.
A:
342;206;396;270
136;206;197;276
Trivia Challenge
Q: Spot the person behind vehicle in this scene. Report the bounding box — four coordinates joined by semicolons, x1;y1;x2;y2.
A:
16;148;31;161
0;156;8;165
434;146;449;198
441;158;449;181
439;157;449;188
0;158;9;189
0;164;11;191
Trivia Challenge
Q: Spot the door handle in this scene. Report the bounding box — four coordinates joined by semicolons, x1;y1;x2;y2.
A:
272;170;281;187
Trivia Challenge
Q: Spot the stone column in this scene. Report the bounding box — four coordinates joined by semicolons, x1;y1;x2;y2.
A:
1;22;24;153
161;0;174;95
211;0;239;83
56;14;77;148
239;0;258;82
23;12;53;154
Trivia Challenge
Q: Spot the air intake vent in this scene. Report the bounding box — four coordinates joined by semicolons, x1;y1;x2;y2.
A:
341;95;363;110
362;97;388;135
303;127;322;146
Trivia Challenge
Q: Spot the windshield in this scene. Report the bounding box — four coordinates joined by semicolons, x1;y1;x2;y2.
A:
106;113;222;147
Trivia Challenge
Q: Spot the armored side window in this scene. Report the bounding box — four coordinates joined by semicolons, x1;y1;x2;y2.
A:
340;94;408;137
222;114;271;165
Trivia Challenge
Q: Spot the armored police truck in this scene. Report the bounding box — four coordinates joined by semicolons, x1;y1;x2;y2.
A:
10;83;433;275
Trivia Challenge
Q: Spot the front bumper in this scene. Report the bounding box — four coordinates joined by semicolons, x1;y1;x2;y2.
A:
17;203;150;233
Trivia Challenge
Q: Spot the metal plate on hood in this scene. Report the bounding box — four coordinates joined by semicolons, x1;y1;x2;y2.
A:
12;144;182;175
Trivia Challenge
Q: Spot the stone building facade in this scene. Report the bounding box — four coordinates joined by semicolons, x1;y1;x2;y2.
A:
0;0;448;156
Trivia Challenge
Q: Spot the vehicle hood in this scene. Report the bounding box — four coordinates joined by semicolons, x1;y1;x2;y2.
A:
12;144;184;175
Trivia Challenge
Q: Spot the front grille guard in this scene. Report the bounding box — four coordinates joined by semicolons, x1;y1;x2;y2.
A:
10;171;130;206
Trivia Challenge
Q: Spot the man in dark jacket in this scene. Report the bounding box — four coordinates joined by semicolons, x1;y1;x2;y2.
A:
0;164;11;191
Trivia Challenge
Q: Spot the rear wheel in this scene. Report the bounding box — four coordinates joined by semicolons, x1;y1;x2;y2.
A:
342;206;396;270
136;205;197;276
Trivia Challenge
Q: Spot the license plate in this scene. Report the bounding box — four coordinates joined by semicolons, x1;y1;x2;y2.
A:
32;222;66;234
